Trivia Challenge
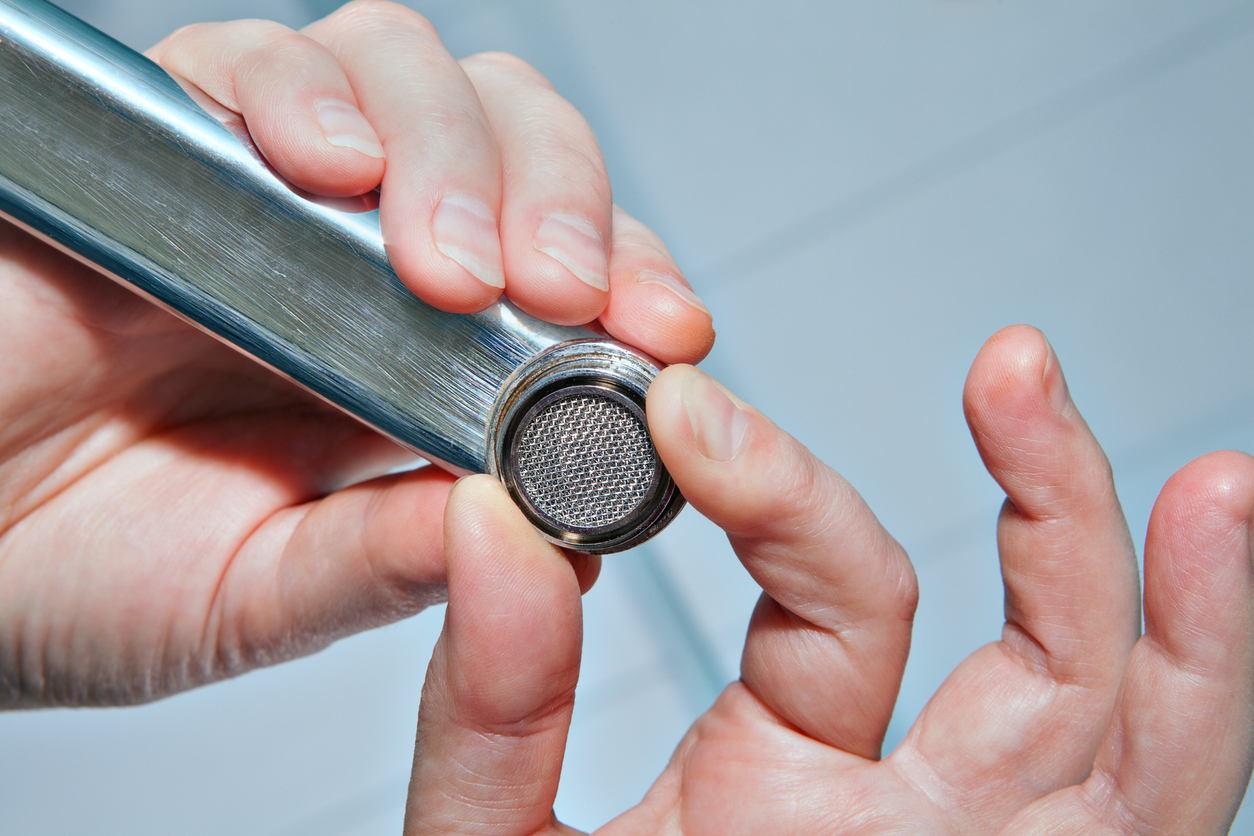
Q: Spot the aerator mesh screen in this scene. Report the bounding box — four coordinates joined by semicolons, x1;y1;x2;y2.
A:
512;391;656;529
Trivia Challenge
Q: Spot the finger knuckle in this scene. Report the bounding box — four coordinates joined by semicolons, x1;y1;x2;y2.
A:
326;0;439;41
464;50;551;88
249;25;313;60
769;447;918;622
217;19;304;54
233;27;321;84
527;136;610;198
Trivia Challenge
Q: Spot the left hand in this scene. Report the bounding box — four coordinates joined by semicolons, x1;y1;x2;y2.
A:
405;326;1254;835
0;2;711;707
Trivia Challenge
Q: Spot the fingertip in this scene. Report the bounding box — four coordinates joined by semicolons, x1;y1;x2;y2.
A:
566;550;603;595
430;195;506;291
443;474;583;613
444;473;545;562
637;270;711;318
532;214;610;292
647;365;797;534
647;365;734;502
960;325;1118;522
249;92;387;197
963;324;1054;423
502;220;610;325
498;205;612;326
647;364;737;466
1148;450;1254;566
601;270;715;365
1161;450;1254;519
313;97;385;159
600;206;714;364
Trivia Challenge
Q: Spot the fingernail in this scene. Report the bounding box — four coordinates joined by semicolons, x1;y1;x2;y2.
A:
1043;338;1073;417
534;214;609;291
681;367;748;462
432;195;506;288
315;98;385;158
638;270;709;315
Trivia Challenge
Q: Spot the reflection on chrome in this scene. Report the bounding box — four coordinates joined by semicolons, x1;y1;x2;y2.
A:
0;0;683;552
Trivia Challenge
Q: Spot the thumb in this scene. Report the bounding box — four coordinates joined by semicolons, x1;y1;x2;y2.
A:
404;474;587;836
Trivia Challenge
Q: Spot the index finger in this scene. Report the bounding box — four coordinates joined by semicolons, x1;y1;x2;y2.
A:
647;365;918;760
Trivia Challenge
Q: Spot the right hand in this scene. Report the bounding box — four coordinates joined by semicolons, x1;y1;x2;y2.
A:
404;326;1254;835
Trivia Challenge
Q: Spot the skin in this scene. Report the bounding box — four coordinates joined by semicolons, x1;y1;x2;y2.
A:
3;5;1250;834
0;1;713;706
406;327;1254;835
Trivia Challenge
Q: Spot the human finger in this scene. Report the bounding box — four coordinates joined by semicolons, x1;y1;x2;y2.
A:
147;20;386;198
889;326;1141;828
1004;451;1254;835
459;52;610;326
0;392;453;706
404;475;584;836
303;2;505;313
647;365;917;760
600;206;715;366
459;54;716;346
206;458;456;677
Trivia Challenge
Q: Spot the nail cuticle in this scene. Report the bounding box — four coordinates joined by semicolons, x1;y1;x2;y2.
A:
639;271;709;315
315;98;385;158
534;214;609;291
432;195;505;289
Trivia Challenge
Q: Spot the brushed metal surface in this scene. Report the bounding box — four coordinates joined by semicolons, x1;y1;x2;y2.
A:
0;0;683;550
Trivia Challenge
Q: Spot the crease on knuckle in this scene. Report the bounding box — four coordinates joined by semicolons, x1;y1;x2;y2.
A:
882;747;968;831
742;446;917;625
433;752;549;828
512;127;607;196
361;486;448;618
1080;764;1154;836
457;686;578;744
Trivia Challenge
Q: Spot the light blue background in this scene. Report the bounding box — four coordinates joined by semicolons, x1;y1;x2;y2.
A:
4;1;1252;833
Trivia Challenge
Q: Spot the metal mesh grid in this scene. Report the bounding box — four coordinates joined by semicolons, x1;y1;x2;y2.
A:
513;392;656;529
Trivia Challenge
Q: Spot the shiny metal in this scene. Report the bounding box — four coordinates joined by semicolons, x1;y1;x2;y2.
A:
489;341;684;553
0;0;683;553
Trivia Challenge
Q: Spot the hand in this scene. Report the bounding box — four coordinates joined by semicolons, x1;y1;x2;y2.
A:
0;2;712;707
407;325;1254;835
